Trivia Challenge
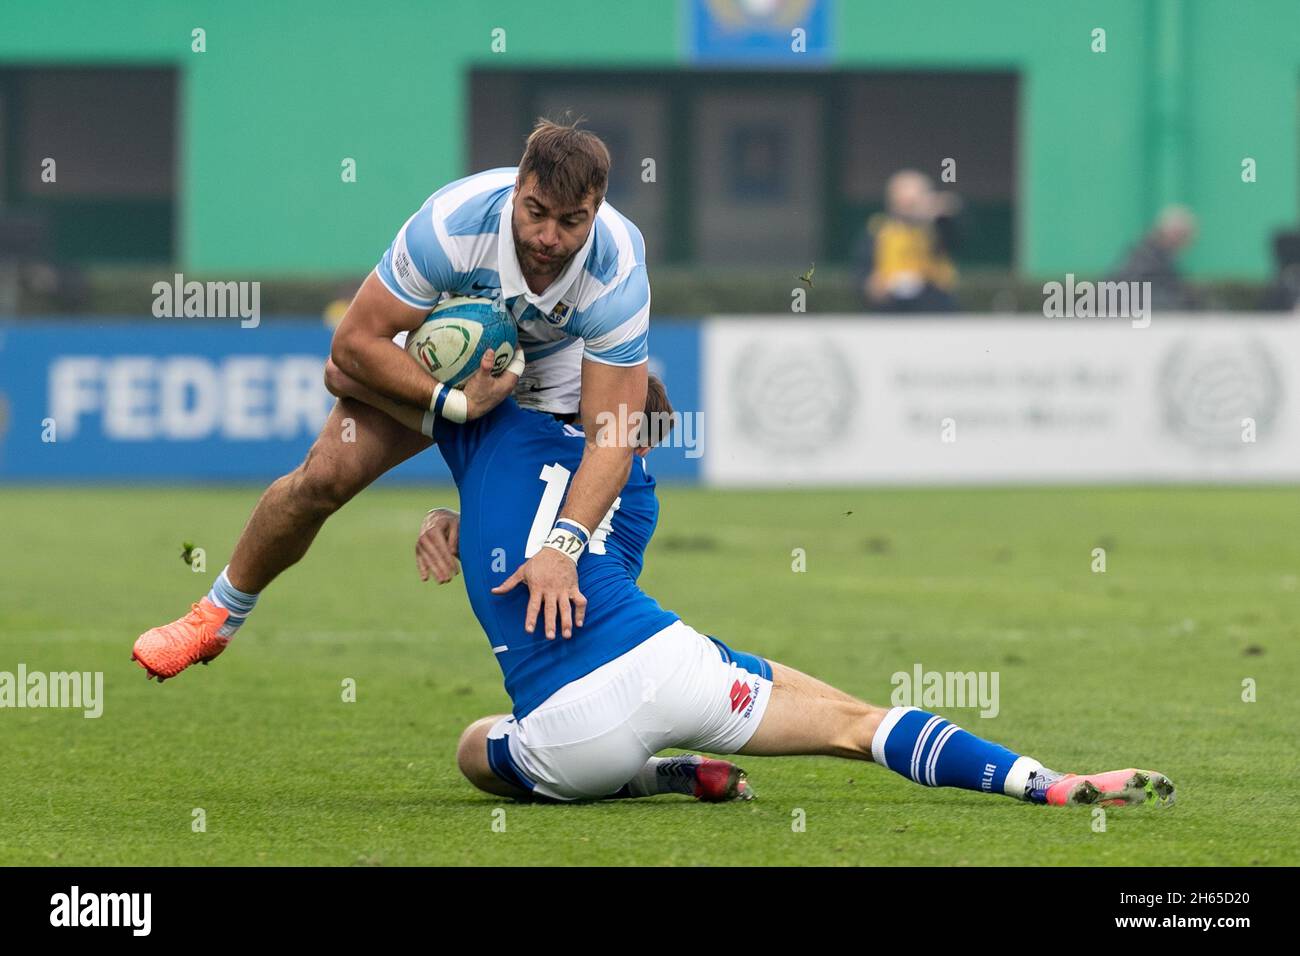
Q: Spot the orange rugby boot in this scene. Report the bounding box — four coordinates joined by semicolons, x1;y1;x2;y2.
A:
131;598;230;682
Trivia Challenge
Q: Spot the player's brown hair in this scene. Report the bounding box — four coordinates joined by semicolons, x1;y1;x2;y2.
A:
638;373;676;449
517;117;611;209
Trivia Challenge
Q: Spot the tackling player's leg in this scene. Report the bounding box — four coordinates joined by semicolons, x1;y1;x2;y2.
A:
132;398;432;681
740;661;1175;808
457;716;534;800
450;624;1172;809
738;661;888;759
456;714;752;803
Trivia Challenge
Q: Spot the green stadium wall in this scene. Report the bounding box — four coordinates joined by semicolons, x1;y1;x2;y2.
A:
1;0;1296;279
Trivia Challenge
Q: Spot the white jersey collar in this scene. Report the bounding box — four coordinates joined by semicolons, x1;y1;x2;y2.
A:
496;186;594;315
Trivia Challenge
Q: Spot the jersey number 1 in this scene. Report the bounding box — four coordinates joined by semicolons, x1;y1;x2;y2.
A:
524;463;621;558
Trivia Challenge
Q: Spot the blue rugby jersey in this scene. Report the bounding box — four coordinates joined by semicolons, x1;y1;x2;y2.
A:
434;400;678;719
375;168;650;415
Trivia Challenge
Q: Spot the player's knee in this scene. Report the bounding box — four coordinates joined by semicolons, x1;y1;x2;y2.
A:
291;444;362;515
456;716;500;790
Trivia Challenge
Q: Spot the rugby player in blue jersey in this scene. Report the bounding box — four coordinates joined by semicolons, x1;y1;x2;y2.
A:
135;120;658;683
320;362;1178;809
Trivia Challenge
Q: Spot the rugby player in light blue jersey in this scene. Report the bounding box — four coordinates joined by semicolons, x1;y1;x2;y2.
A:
320;362;1178;809
135;120;655;683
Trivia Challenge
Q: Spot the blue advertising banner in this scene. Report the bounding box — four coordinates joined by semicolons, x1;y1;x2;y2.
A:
0;318;702;483
644;319;703;480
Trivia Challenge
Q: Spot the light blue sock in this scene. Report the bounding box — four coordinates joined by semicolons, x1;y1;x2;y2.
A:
206;566;259;638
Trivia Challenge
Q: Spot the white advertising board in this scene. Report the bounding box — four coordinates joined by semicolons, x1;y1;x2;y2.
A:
701;316;1300;485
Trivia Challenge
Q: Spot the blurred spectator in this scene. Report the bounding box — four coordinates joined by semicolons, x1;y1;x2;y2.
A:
0;211;87;314
322;279;364;328
853;169;961;312
1260;231;1300;312
0;211;49;315
1108;205;1199;311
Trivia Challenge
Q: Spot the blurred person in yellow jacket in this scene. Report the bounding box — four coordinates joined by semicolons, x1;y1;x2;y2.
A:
853;170;961;312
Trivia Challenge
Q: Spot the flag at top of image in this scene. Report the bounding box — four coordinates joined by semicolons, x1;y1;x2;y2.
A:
687;0;833;63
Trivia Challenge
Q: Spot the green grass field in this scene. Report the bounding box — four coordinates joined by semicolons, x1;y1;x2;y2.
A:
2;485;1297;866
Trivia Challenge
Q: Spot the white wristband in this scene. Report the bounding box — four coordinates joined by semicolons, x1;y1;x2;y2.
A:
427;381;469;424
424;346;520;434
542;518;592;563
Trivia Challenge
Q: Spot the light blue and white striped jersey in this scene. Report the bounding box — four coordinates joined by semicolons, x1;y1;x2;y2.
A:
375;167;651;414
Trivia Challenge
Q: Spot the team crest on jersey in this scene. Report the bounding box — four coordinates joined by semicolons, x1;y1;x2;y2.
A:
545;301;573;326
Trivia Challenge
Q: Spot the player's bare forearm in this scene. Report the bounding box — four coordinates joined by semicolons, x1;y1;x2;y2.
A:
560;359;648;531
324;344;518;437
323;357;427;435
562;443;633;531
329;271;437;408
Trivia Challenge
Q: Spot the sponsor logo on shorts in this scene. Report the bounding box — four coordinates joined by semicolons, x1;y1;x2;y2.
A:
729;678;762;717
728;679;751;713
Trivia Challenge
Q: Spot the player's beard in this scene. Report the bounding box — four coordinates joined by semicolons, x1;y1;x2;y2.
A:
514;232;571;280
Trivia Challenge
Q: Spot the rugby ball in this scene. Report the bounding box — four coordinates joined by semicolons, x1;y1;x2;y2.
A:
405;296;518;388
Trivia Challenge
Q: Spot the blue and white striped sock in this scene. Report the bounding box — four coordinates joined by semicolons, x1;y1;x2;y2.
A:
870;706;1043;799
206;566;260;639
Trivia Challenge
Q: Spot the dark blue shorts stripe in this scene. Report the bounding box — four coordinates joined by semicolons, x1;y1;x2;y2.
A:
486;729;535;793
707;635;773;681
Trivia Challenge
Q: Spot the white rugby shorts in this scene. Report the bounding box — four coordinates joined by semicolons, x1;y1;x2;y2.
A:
485;620;773;801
